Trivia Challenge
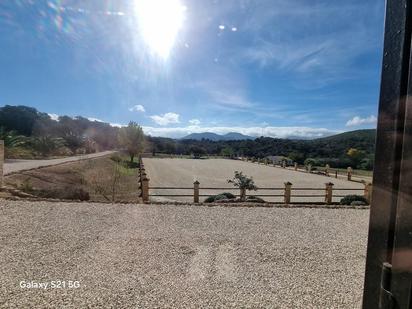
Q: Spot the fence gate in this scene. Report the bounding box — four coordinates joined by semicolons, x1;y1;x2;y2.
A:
362;0;412;307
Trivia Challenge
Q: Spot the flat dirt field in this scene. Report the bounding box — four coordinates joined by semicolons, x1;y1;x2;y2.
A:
143;158;365;203
0;200;369;308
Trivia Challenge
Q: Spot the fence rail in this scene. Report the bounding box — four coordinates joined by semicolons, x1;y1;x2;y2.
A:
138;157;372;205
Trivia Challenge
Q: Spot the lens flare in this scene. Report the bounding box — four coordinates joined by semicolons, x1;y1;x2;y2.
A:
134;0;186;59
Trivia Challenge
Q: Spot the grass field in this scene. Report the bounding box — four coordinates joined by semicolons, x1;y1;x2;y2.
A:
143;158;365;203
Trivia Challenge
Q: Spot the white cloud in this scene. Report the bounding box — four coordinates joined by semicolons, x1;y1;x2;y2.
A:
150;112;180;126
87;117;103;122
346;115;377;127
110;123;125;128
129;104;146;112
142;125;339;139
48;113;59;121
189;119;201;125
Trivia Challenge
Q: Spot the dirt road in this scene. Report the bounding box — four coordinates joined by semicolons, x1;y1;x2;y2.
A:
143;158;365;203
3;151;115;175
0;200;369;308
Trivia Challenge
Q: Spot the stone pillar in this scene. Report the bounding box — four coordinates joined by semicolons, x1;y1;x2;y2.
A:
347;167;353;181
307;164;312;173
194;180;200;203
264;158;268;165
0;140;3;188
325;182;334;204
294;162;298;171
364;182;372;204
284;182;292;204
325;164;330;176
141;176;149;203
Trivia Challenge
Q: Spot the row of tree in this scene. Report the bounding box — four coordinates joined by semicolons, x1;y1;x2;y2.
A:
147;129;376;170
0;105;145;160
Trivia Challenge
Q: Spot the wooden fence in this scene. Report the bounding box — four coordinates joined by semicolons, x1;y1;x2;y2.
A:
241;157;371;183
138;157;372;205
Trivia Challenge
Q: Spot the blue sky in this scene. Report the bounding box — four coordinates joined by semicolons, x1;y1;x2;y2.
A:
0;0;384;138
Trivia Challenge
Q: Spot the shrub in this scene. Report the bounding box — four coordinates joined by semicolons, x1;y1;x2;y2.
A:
340;195;368;205
246;196;265;203
221;192;236;199
227;171;258;201
351;200;367;206
204;195;216;203
204;192;236;203
38;187;90;201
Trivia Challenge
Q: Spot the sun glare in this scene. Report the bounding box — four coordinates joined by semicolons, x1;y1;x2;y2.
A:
134;0;186;59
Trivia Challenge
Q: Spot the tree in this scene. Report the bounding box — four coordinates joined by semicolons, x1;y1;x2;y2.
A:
221;146;234;157
346;148;366;167
0;127;26;148
189;146;206;158
29;136;65;157
227;171;258;201
118;122;145;162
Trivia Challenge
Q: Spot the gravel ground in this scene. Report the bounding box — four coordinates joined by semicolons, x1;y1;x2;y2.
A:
143;158;365;203
4;151;115;175
0;200;369;308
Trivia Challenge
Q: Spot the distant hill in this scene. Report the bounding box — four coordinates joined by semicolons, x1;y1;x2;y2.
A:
149;128;376;169
182;132;254;141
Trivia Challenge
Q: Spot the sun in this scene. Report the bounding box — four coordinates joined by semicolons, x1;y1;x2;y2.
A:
134;0;186;59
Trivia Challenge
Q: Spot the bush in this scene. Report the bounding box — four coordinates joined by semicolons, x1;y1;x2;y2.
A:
204;195;216;203
351;200;367;206
204;192;236;203
246;196;265;203
221;192;236;199
340;195;368;205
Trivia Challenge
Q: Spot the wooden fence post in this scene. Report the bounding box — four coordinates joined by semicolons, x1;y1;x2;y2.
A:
335;170;338;178
347;167;353;181
240;188;246;201
142;176;149;203
364;182;373;204
325;182;334;204
325;164;330;176
282;160;286;168
294;162;298;171
0;140;3;188
284;182;292;204
194;180;200;203
264;158;268;165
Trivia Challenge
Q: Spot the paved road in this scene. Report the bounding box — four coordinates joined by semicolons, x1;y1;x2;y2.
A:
0;201;369;308
3;151;115;175
144;158;365;203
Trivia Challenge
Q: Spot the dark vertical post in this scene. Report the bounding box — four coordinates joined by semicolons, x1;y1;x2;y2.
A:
363;0;412;307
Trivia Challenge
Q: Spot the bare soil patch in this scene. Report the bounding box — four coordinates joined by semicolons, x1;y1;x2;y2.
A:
143;158;365;203
5;156;140;203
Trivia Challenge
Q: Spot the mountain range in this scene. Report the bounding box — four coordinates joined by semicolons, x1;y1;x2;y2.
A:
182;132;254;141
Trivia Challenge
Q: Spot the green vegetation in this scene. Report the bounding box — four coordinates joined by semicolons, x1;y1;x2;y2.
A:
147;129;376;170
227;171;258;201
204;192;236;203
118;121;145;163
0;105;142;160
340;195;368;206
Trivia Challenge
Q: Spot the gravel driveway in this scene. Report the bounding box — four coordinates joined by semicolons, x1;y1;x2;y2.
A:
3;151;115;175
0;200;369;308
